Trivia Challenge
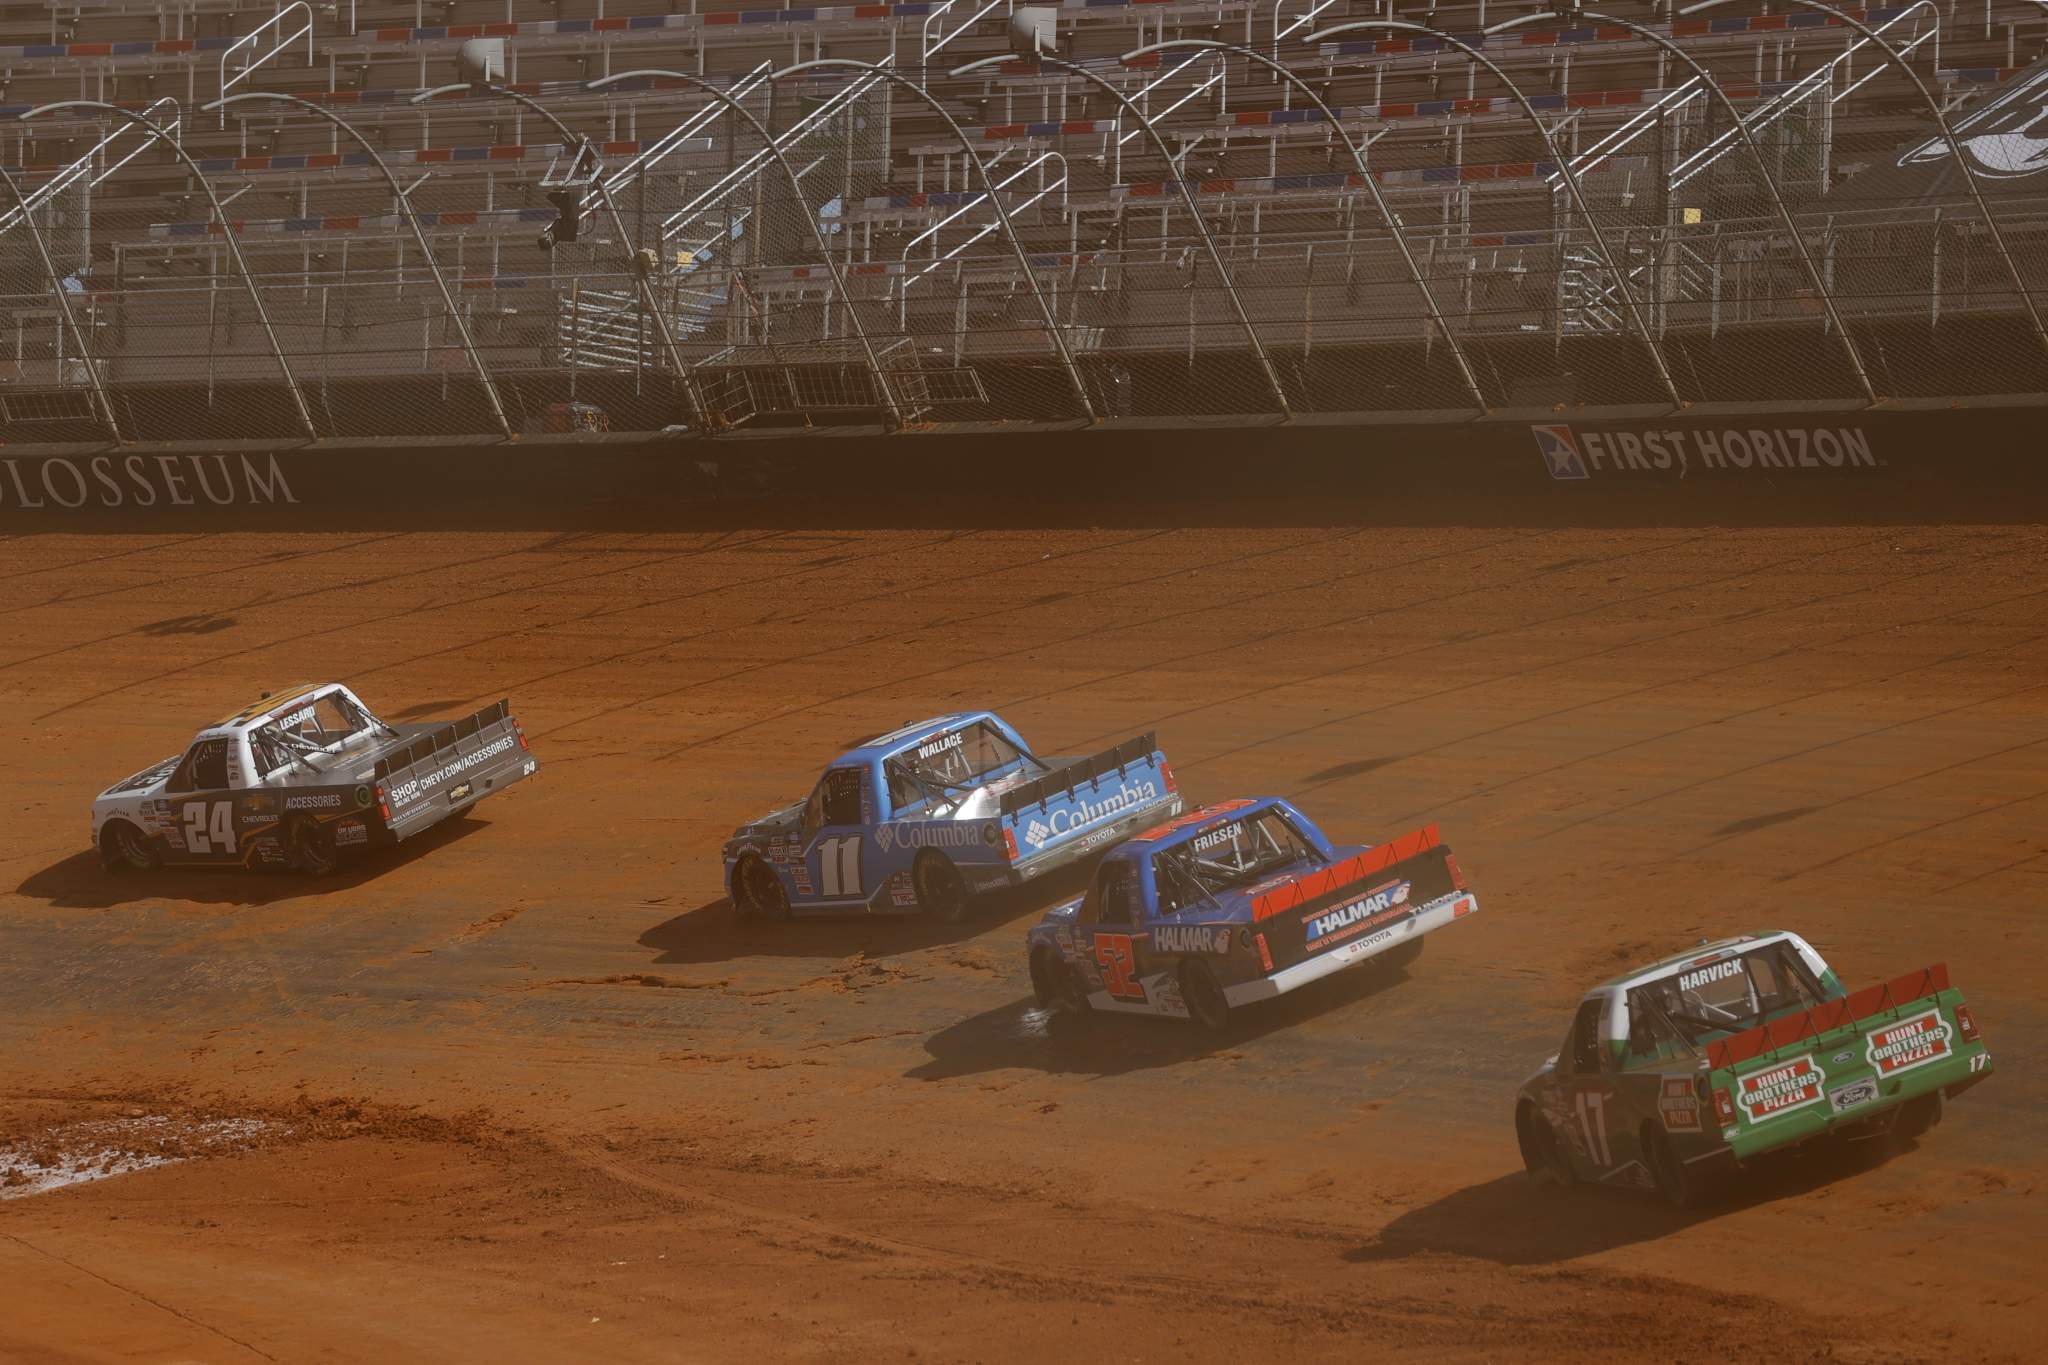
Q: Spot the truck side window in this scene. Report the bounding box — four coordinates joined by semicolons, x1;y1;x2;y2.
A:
168;739;228;793
821;768;864;826
1568;999;1607;1074
1096;863;1137;926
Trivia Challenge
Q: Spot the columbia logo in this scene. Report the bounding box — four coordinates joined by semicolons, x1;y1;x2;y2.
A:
1024;819;1050;848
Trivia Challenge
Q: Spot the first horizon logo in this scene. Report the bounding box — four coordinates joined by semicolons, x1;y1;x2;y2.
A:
1532;424;1878;480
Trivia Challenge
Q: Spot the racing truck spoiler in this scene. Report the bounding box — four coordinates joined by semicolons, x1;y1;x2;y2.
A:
999;731;1163;817
369;698;536;839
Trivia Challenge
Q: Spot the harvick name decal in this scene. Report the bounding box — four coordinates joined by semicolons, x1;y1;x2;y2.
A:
1676;959;1744;993
1533;424;1877;481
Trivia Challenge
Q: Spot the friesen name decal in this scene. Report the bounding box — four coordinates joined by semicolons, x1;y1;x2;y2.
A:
1533;424;1878;481
1191;821;1244;854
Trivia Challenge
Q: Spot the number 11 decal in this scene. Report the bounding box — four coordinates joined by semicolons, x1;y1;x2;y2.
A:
819;835;862;898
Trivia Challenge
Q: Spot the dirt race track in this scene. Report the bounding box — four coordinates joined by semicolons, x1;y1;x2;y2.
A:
2;516;2044;1362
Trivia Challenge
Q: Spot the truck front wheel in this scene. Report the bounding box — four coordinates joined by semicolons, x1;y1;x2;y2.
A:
913;852;970;923
1517;1103;1574;1188
98;820;158;873
733;857;790;920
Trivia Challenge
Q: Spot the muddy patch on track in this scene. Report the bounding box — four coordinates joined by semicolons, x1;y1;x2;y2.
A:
1;1112;272;1199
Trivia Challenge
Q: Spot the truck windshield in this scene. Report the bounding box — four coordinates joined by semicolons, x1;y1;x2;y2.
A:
1634;941;1830;1045
885;720;1036;808
1153;808;1318;908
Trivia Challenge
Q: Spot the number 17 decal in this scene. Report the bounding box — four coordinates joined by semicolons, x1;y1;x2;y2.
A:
1093;934;1146;1003
1574;1091;1612;1167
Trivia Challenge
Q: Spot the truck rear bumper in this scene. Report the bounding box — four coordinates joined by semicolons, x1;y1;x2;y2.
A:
1224;891;1476;1008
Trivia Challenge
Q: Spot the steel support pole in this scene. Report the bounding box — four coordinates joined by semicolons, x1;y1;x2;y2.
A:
415;82;714;433
0;163;123;441
1488;10;1877;405
1306;21;1686;410
588;69;905;430
964;52;1293;420
779;57;1097;424
1682;0;2048;373
1124;38;1491;413
19;100;320;439
208;91;514;439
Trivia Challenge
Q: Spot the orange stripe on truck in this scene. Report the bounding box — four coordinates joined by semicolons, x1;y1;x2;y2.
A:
1252;823;1441;922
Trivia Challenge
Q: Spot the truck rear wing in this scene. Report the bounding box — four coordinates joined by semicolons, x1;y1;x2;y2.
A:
999;731;1162;818
1248;824;1470;971
1705;963;1988;1157
371;698;535;838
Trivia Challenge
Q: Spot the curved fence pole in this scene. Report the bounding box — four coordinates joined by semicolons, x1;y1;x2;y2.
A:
777;58;1096;423
959;52;1294;421
587;70;905;430
1124;38;1490;413
1681;0;2048;372
19;100;319;440
1487;10;1879;406
416;82;715;434
207;92;514;440
1304;21;1686;410
0;163;123;442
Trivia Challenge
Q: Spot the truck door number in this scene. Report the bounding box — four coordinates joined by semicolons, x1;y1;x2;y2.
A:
818;835;862;898
1093;934;1145;1003
1573;1091;1612;1167
183;802;235;855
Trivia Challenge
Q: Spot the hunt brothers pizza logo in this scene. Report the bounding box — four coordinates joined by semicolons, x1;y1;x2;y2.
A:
1736;1055;1827;1122
0;453;298;512
1864;1008;1954;1078
1532;424;1877;481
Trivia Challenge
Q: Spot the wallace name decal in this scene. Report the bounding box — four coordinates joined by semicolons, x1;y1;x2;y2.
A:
1533;424;1877;481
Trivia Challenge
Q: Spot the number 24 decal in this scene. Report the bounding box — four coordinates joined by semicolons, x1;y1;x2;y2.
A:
1092;934;1146;1003
183;801;235;855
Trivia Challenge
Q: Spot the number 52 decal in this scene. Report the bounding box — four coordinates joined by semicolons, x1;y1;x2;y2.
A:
1093;933;1146;1003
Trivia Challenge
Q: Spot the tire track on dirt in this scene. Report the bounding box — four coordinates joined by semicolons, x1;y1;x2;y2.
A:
0;531;414;620
642;527;1563;760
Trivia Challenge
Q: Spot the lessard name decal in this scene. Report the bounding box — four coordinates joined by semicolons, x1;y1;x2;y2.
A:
1533;424;1877;480
1;453;299;511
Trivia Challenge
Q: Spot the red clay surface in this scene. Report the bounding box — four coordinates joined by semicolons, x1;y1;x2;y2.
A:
2;523;2044;1362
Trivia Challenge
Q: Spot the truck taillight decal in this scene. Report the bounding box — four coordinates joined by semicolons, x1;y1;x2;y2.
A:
1444;851;1467;890
514;719;529;751
1160;760;1178;794
375;784;390;822
1712;1087;1737;1128
1954;1003;1981;1043
1002;827;1019;862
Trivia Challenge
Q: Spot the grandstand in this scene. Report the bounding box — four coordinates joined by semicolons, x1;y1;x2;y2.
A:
2;0;2046;445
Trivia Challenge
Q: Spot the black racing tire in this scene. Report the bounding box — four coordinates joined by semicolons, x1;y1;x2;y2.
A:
1644;1123;1718;1210
1029;948;1067;1009
288;817;338;877
1379;932;1427;973
1893;1090;1944;1143
913;851;971;924
1517;1102;1575;1189
1180;959;1232;1033
98;820;158;873
733;857;790;920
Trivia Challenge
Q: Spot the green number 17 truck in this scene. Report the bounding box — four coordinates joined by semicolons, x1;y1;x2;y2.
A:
1515;931;1992;1207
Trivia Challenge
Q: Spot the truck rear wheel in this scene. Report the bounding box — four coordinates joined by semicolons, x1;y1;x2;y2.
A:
1644;1123;1718;1209
733;857;789;920
1181;960;1232;1033
913;852;970;923
98;820;158;873
1894;1090;1944;1143
288;818;338;877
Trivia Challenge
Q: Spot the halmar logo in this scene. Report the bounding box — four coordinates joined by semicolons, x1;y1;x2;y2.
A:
1532;425;1878;480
